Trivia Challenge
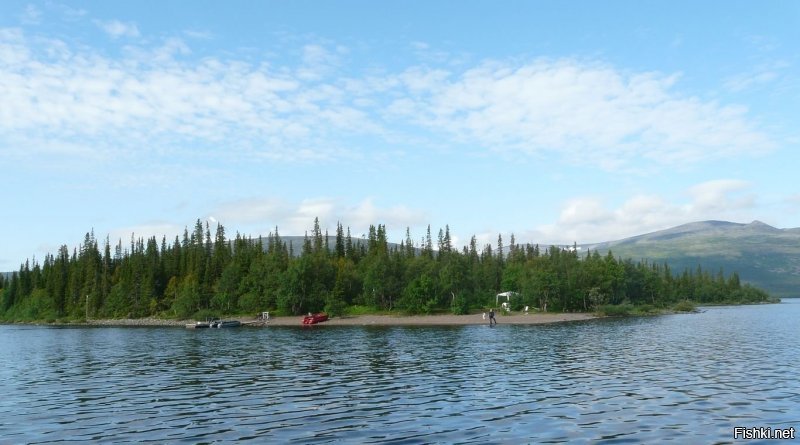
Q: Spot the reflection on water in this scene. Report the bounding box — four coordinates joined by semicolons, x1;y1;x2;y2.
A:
1;300;799;443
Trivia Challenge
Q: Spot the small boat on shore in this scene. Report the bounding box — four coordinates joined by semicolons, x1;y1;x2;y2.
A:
186;318;242;329
187;320;211;329
211;320;241;328
302;313;329;325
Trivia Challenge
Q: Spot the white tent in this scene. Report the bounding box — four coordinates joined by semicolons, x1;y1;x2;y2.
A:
495;291;519;306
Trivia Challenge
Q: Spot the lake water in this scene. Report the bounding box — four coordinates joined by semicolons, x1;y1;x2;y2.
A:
1;301;798;444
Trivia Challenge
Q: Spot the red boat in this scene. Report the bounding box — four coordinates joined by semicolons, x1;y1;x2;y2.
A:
302;313;329;325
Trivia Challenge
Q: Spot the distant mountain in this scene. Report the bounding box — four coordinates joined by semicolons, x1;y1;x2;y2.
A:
584;220;800;298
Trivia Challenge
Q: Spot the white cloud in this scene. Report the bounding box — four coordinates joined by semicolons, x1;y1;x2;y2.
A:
0;28;30;65
297;44;343;81
286;199;338;233
20;4;42;24
212;198;290;225
558;197;613;226
107;222;185;247
48;3;87;21
183;29;213;40
723;61;789;92
686;179;754;215
785;194;800;215
724;70;778;92
391;59;775;169
0;30;383;167
344;198;427;231
94;19;140;39
202;183;763;248
0;29;777;175
207;196;427;239
514;180;758;245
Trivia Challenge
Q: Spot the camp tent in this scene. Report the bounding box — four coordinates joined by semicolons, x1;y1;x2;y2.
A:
496;291;519;306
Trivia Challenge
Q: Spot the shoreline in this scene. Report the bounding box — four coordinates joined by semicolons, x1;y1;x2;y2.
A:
4;301;779;328
292;312;596;326
76;312;597;327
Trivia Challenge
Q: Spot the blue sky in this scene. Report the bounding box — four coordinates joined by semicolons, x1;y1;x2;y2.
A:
1;1;798;271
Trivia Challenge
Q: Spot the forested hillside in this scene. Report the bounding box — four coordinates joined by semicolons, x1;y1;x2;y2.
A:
0;218;772;321
586;220;800;298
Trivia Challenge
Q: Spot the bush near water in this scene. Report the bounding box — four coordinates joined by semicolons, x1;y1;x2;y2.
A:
0;219;775;322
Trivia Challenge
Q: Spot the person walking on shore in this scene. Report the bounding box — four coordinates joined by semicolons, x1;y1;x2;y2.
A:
488;308;497;326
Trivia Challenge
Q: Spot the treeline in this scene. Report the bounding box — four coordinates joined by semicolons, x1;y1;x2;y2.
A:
0;218;772;321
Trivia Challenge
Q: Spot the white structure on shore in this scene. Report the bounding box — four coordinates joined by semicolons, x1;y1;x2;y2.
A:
496;291;519;307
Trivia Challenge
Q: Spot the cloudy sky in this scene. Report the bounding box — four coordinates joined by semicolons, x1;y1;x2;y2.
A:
1;1;798;271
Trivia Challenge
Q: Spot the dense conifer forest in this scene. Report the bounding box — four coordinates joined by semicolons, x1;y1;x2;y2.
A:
0;218;772;321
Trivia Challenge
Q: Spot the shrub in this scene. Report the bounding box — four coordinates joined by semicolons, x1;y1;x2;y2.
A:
450;294;469;315
672;300;696;313
596;303;635;317
193;309;220;321
238;292;263;313
346;305;374;316
633;304;658;315
324;293;347;317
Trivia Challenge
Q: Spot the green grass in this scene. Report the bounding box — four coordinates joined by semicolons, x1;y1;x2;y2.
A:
343;305;396;316
672;300;697;313
595;301;698;317
595;303;636;317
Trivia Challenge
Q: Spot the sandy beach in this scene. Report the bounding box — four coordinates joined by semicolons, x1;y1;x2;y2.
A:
268;312;595;326
84;312;596;327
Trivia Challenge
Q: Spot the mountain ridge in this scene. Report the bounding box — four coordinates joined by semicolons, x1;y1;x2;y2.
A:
583;220;800;298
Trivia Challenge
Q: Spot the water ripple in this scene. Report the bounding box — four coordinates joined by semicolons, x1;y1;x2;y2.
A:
2;301;799;443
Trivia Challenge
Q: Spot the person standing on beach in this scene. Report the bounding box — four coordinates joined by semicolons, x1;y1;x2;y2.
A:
488;308;497;326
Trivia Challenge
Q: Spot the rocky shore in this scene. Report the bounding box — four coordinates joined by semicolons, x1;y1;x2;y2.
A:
86;318;188;327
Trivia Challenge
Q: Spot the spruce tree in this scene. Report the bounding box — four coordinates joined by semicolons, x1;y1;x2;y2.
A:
335;222;345;258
